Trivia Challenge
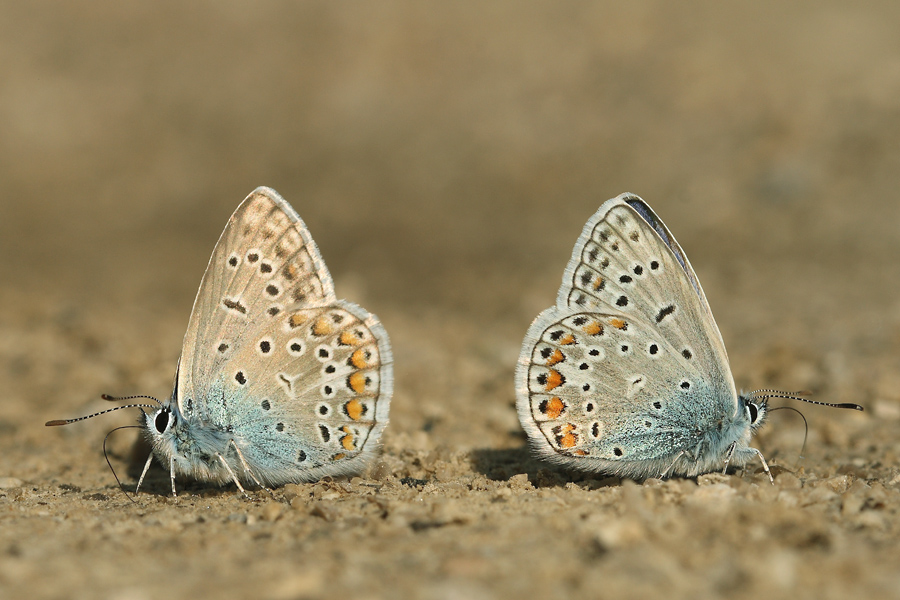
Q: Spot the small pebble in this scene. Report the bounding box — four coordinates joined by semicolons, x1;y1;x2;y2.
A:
260;502;283;521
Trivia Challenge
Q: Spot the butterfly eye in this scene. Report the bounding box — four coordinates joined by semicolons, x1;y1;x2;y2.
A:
154;409;170;434
747;402;759;424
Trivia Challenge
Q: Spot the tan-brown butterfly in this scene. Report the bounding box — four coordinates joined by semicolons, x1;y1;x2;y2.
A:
49;187;393;495
516;193;860;481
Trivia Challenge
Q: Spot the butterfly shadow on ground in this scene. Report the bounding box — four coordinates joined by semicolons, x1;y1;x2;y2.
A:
469;446;623;490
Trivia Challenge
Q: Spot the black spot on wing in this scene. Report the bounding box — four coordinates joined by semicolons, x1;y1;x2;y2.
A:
655;305;676;323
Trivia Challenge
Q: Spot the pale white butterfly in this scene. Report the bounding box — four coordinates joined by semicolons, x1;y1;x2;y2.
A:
516;193;861;481
49;187;393;495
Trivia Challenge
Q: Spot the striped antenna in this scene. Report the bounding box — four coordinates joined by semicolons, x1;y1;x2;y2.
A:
748;389;863;411
45;394;161;426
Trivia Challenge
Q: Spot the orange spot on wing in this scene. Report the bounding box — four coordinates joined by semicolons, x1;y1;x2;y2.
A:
593;276;604;290
340;330;361;346
348;371;367;393
288;313;309;329
350;348;371;369
573;449;588;456
344;399;364;420
332;453;346;461
610;318;627;330
558;424;578;449
584;321;604;336
545;349;565;366
545;370;564;391
558;334;576;345
543;397;565;419
312;316;333;336
340;426;356;451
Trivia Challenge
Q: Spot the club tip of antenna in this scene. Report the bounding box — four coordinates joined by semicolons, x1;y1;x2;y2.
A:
837;403;864;411
45;420;69;426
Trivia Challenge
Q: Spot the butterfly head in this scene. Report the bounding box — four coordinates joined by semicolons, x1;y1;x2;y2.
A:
140;395;192;463
138;384;191;466
141;360;189;460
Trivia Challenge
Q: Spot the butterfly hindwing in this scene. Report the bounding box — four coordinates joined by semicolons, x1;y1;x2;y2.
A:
516;307;726;476
197;300;392;484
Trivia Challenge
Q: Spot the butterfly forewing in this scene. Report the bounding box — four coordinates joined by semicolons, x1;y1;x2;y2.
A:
558;197;734;402
178;188;336;421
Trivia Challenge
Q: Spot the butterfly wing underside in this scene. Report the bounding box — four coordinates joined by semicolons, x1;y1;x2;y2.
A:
516;194;736;474
176;187;392;483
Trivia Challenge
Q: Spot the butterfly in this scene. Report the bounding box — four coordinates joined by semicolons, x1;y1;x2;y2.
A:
48;187;393;495
515;193;860;481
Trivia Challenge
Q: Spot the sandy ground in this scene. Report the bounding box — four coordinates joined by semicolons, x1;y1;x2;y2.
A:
2;2;900;599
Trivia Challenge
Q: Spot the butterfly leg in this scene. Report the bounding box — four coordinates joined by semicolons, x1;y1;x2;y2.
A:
721;442;737;475
660;451;686;478
749;447;774;484
169;456;178;496
215;453;249;497
228;440;275;498
135;452;154;495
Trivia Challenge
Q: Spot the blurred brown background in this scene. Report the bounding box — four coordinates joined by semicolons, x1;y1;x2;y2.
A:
2;2;900;599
